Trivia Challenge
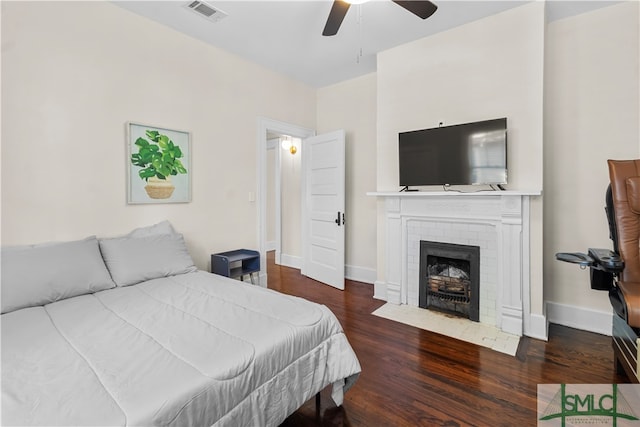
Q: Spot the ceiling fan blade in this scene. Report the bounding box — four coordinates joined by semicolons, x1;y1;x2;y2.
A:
392;0;437;20
322;0;351;36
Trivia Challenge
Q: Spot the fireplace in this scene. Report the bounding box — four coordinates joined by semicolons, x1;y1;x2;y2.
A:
419;241;480;322
370;191;541;337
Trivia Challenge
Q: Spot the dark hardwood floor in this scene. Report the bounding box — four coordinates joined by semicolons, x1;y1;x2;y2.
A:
270;252;629;427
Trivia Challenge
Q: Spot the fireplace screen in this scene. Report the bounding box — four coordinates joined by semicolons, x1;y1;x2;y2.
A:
419;241;480;321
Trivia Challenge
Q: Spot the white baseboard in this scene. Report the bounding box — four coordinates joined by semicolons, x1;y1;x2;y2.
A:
279;253;302;270
345;264;376;284
526;313;549;341
546;301;612;336
277;256;375;286
265;241;276;252
373;281;388;300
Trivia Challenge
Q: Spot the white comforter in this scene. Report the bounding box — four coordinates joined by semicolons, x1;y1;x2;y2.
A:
1;271;361;426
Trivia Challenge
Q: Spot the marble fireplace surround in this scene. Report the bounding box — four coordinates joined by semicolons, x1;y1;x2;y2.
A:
369;190;540;337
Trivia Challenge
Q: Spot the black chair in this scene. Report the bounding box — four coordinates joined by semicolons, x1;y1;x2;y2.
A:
556;159;639;383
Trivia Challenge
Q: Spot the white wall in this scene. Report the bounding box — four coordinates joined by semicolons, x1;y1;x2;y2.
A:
317;73;378;283
280;138;302;263
0;1;316;271
543;1;640;333
375;3;546;319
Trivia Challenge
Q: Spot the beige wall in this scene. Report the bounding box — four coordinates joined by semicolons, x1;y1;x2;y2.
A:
317;73;378;280
544;2;640;318
375;3;546;316
0;1;316;270
3;1;639;331
376;2;545;192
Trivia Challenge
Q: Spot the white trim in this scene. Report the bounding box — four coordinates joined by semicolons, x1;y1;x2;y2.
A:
345;264;376;284
266;138;280;264
546;301;613;336
280;253;302;270
273;256;376;285
374;193;532;335
368;190;541;197
521;197;534;339
527;313;549;341
374;280;388;301
275;141;282;265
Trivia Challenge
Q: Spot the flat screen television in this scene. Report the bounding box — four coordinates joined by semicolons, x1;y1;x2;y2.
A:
398;118;507;188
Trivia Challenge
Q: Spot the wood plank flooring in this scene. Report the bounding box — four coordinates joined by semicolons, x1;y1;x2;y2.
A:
269;252;629;427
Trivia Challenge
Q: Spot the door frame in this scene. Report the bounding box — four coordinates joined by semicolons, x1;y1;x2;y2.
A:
266;137;279;260
257;117;315;287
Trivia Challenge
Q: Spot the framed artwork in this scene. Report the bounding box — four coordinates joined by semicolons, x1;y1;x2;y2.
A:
127;122;191;204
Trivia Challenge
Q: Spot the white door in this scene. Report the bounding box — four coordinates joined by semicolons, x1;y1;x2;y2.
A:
301;130;346;290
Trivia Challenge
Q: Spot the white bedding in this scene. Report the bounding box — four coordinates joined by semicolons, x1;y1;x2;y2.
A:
1;271;361;426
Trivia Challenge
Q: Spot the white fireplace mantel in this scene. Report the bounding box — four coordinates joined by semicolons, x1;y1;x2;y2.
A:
368;190;541;337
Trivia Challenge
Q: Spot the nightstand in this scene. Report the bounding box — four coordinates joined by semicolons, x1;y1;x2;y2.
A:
211;249;260;284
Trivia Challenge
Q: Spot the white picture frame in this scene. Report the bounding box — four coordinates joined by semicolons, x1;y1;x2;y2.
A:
126;122;192;204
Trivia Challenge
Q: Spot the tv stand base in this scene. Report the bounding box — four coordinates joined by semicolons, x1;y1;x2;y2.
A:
400;186;419;192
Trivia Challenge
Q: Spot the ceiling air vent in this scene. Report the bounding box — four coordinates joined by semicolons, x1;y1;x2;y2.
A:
184;1;228;22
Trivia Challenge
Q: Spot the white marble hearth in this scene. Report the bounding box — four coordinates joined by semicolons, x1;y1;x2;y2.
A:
369;191;539;337
372;303;521;356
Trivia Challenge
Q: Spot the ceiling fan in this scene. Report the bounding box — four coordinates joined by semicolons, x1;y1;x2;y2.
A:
322;0;438;36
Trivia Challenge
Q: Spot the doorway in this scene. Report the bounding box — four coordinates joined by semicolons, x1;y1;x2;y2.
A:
266;132;302;268
257;118;315;287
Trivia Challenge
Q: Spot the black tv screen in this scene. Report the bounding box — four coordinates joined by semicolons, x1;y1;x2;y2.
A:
398;118;507;187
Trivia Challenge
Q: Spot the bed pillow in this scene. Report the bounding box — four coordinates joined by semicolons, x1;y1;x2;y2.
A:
1;236;116;314
127;220;176;238
99;233;197;287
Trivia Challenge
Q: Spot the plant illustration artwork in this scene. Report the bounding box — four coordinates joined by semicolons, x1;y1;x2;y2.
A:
127;123;191;204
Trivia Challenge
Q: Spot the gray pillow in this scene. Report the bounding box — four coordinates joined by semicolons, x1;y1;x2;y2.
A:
127;220;176;238
99;233;197;287
1;236;116;314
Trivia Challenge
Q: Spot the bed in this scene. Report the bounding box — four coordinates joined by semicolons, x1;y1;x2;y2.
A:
1;222;361;426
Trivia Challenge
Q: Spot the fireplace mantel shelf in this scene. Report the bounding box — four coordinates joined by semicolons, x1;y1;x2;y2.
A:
367;190;541;197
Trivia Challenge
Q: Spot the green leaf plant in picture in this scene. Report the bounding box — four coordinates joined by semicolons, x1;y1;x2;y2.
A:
130;130;188;199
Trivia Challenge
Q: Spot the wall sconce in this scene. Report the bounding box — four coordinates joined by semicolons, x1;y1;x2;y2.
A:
281;137;297;155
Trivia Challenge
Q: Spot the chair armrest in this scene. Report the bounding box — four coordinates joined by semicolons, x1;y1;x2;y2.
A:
587;248;625;273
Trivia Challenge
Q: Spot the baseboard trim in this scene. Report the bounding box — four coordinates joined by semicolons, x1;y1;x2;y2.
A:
526;313;549;341
277;256;375;286
546;301;612;336
345;264;376;284
373;280;388;301
279;254;302;270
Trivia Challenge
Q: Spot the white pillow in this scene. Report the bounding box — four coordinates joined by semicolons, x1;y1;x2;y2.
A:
99;233;197;287
1;236;116;314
